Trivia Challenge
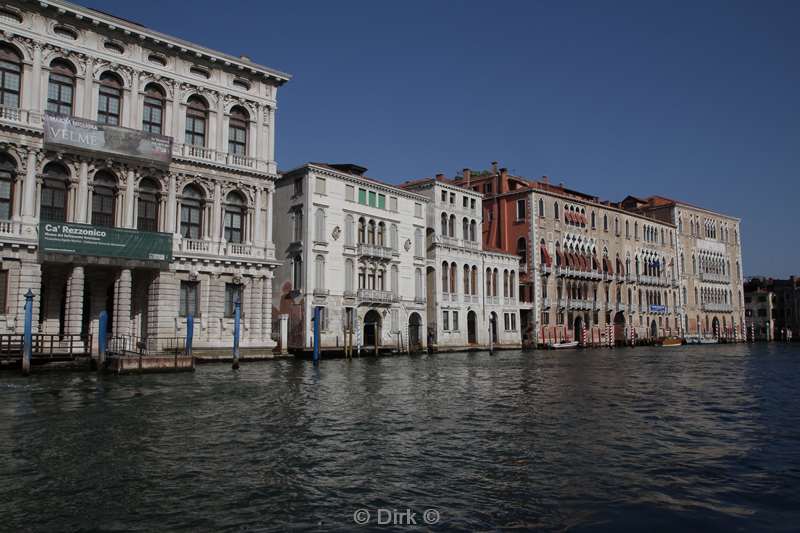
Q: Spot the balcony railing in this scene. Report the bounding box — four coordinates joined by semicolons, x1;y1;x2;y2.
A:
357;243;394;260
176;237;266;259
173;143;269;172
702;302;733;312
357;289;395;304
699;272;729;284
0;105;43;128
313;288;330;297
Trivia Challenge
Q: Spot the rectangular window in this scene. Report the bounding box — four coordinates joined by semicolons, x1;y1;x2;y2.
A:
315;307;328;331
358;188;367;205
315;177;326;195
97;85;121;125
511;314;517;331
463;197;469;208
224;283;243;318
346;185;355;202
47;73;74;116
228;123;247;155
391;309;399;332
0;269;7;312
443;310;449;331
449;193;455;204
377;194;385;209
142;95;163;134
516;199;526;221
485;183;492;194
179;281;199;317
389;196;398;212
441;191;447;203
470;198;476;210
293;179;303;196
452;311;459;331
368;191;376;207
414;203;422;218
504;313;510;331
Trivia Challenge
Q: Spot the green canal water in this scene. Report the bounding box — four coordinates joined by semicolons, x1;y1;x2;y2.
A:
1;344;799;532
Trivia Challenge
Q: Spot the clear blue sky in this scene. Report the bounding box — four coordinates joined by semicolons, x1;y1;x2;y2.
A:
84;0;799;277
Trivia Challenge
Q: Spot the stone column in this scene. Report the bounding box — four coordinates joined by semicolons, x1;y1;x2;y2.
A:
75;161;89;223
125;169;136;228
113;269;133;338
147;271;177;345
21;149;37;221
251;276;263;343
64;266;85;337
211;181;222;241
253;187;263;245
255;105;264;161
265;187;273;251
266;107;276;174
166;174;177;233
83;58;95;118
16;260;41;334
29;43;42;111
279;313;288;354
216;96;226;152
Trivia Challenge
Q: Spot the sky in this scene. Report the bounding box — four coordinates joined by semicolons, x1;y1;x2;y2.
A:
83;0;800;277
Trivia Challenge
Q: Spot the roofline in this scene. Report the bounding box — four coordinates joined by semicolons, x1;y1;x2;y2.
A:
44;0;292;84
401;177;485;198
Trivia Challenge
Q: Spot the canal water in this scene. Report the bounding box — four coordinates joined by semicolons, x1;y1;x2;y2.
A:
1;344;799;532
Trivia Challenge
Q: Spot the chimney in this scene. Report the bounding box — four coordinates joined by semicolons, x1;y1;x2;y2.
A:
463;168;471;185
542;175;549;184
491;161;498;174
435;173;445;181
500;167;509;192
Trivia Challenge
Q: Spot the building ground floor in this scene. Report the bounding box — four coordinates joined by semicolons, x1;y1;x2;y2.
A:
0;250;276;352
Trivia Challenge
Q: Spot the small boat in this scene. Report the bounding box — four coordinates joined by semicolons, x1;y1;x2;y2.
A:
548;341;579;349
661;337;683;347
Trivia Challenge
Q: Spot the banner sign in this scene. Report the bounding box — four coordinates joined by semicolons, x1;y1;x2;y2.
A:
39;222;172;262
44;113;172;165
649;305;666;313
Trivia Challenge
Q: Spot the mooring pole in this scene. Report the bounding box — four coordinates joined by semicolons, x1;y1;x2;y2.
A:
98;310;108;368
232;299;240;369
489;323;494;356
312;306;320;366
186;314;194;356
22;289;33;376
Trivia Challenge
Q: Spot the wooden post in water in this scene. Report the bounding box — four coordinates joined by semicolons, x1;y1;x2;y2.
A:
22;289;33;376
232;299;240;370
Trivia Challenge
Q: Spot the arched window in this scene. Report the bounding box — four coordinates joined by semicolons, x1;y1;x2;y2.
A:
228;106;249;155
377;222;385;246
414;228;423;256
440;212;447;235
538;198;544;217
315;255;325;289
40;162;69;222
142;83;165;134
345;259;354;292
314;207;326;242
510;271;515;298
358;217;365;244
471;266;478;295
391;264;399;295
0;44;22;108
345;214;354;246
625;220;630;238
450;262;457;294
449;214;456;237
97;72;123;125
224;191;246;243
469;220;476;242
554;202;559;220
462;217;469;240
463;264;470;294
591;211;596;228
47;59;75;115
492;268;499;297
441;261;449;293
292;256;303;289
137;178;160;231
92;170;117;227
0;154;15;220
367;220;375;244
180;184;204;239
390;224;398;250
517;237;527;264
185;95;208;147
415;268;423;299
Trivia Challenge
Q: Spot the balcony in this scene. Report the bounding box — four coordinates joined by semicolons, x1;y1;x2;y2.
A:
172;143;271;173
357;243;394;260
702;302;733;312
357;289;395;305
313;288;330;297
176;237;267;260
700;272;729;284
0;105;44;131
414;295;426;304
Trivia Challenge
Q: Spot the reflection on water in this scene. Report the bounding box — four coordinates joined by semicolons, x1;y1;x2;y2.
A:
1;344;800;532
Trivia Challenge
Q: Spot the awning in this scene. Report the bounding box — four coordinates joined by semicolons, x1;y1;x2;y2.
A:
540;244;552;267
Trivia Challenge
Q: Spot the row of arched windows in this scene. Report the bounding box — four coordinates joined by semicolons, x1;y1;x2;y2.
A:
0;42;252;155
698;287;732;305
440;212;478;242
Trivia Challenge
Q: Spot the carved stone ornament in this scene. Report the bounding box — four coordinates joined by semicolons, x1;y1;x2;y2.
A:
404;239;412;252
331;226;341;241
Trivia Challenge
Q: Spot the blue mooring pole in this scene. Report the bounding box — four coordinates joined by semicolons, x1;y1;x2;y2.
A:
98;310;108;368
22;289;33;376
312;306;320;366
232;299;240;369
186;314;194;357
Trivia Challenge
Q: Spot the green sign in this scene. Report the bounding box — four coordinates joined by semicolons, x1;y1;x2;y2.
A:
39;222;173;262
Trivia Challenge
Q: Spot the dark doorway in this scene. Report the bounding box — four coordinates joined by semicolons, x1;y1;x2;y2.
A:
408;312;421;351
490;312;498;344
575;316;584;345
467;311;477;344
650;320;658;338
364;309;381;347
712;316;720;337
613;311;626;344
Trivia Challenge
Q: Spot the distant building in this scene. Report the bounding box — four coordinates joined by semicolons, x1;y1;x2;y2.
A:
744;277;799;341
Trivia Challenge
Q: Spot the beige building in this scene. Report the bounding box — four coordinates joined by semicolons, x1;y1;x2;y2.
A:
0;1;289;351
622;196;745;338
530;182;680;344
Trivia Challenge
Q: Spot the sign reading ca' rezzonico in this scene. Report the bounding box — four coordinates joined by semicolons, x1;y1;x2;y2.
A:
44;112;172;165
39;222;173;262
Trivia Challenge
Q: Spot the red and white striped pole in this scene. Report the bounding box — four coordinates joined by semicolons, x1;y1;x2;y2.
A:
630;324;635;347
582;325;587;347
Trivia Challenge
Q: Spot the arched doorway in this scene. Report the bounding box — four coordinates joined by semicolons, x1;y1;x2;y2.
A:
408;312;422;350
712;316;720;337
574;316;584;345
650;319;658;338
364;310;381;347
613;311;626;344
489;312;498;344
467;311;477;344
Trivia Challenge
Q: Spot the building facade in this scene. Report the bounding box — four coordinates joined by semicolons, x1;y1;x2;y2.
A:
272;163;429;352
0;0;289;350
744;277;799;341
401;176;521;350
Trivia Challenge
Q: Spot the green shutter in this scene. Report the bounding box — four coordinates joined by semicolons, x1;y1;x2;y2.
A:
377;194;385;209
368;191;376;207
358;188;367;205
